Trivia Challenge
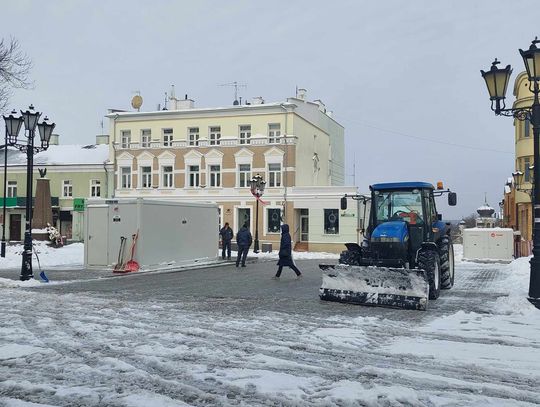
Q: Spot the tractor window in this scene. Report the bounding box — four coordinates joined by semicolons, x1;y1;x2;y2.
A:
374;190;424;225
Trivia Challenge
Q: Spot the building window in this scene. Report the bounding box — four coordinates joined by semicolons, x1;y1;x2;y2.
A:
239;125;251;144
140;166;152;188
189;127;200;146
268;123;281;144
238;164;251;187
163;128;173;147
524;119;531;138
524;156;532;182
90;180;101;197
209;165;221;187
63;180;73;197
7;181;17;197
267;208;281;233
268;163;282;187
141;129;151;147
121;130;131;148
162;165;173;188
188;165;200;187
324;209;339;234
121;167;131;189
209;126;221;145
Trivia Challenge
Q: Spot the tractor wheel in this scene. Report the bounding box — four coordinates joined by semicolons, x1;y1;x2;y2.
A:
418;250;441;300
439;237;455;289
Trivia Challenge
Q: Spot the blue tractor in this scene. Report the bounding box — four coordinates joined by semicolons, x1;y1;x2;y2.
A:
320;182;457;311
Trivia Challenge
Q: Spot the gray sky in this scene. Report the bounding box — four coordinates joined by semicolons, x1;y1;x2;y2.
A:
3;0;538;218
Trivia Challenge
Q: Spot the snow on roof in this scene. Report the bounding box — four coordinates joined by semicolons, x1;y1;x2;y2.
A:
2;144;110;166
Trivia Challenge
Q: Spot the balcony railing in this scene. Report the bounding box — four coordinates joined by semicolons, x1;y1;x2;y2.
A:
115;135;297;150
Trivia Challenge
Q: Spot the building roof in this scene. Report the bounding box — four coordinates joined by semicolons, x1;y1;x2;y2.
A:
1;144;110;166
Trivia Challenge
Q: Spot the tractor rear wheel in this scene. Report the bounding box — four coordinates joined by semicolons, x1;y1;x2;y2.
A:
439;237;455;289
418;250;441;300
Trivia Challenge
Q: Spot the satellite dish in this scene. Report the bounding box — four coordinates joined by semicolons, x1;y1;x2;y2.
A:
131;95;143;110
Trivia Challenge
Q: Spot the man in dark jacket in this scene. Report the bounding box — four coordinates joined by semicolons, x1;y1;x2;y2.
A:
219;222;234;260
235;223;252;267
273;224;302;279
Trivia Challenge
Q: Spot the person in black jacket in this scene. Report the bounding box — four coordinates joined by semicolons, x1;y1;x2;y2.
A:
219;222;234;260
273;224;302;279
235;223;252;267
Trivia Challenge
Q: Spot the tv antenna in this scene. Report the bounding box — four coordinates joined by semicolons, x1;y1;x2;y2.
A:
220;81;247;104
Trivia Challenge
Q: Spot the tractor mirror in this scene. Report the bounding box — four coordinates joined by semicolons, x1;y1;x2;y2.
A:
448;192;457;206
340;196;348;210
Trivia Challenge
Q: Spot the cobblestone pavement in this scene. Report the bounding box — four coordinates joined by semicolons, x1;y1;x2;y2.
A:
2;257;538;406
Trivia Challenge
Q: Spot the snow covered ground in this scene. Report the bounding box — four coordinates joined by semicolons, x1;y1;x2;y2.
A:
0;245;539;406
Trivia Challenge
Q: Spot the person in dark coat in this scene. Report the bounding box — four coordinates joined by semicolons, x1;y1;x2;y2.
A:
235;223;252;267
274;224;302;279
219;222;234;260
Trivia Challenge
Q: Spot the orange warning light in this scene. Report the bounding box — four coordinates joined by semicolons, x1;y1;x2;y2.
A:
436;181;444;190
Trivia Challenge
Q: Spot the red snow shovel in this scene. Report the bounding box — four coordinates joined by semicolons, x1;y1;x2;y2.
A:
124;231;139;272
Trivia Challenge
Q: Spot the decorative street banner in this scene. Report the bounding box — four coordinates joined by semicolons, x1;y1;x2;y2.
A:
73;198;85;212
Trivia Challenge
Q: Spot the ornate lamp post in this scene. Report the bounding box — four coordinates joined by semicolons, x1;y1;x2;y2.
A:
482;38;540;307
3;106;55;280
249;173;266;253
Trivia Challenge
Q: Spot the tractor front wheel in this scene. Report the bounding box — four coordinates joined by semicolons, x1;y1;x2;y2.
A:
439;237;455;289
418;250;441;300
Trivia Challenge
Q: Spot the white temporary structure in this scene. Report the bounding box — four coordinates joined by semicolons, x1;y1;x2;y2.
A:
84;198;218;269
462;227;514;261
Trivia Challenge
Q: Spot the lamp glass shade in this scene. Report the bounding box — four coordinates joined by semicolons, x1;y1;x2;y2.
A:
481;61;512;101
520;42;540;81
513;170;524;186
38;119;55;148
20;106;41;132
3;113;23;144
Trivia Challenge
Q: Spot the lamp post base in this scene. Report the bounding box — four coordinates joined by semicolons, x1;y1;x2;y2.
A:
1;240;5;258
20;230;33;281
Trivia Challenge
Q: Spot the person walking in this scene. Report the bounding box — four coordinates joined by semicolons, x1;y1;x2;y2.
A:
219;222;234;260
235;223;252;268
273;224;302;279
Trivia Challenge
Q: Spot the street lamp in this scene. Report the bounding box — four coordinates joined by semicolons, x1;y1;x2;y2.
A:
482;37;540;308
3;105;55;280
249;173;266;253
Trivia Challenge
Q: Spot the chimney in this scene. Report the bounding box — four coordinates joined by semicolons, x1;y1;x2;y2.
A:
96;134;110;145
252;96;264;105
170;91;194;110
49;134;60;145
297;88;307;100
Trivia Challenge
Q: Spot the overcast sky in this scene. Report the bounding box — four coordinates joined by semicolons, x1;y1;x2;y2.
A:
3;0;538;218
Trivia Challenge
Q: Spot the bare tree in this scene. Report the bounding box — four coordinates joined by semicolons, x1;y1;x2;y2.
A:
461;213;477;228
0;37;32;112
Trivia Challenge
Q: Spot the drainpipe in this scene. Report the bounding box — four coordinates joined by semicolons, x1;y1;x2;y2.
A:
279;104;289;223
111;114;119;198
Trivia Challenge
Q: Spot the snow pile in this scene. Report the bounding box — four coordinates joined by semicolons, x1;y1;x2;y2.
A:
0;242;84;269
250;250;339;260
0;277;42;288
493;256;536;316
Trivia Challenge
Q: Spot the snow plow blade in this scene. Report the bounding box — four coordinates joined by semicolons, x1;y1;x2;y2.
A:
319;264;429;311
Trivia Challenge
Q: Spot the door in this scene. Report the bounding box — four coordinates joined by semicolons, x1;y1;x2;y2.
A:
237;208;251;232
9;214;21;241
87;206;109;266
300;214;309;242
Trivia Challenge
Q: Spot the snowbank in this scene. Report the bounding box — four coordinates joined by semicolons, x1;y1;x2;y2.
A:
0;242;84;270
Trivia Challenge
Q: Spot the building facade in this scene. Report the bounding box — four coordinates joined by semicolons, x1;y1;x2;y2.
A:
503;71;534;255
107;92;357;252
0;137;112;241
